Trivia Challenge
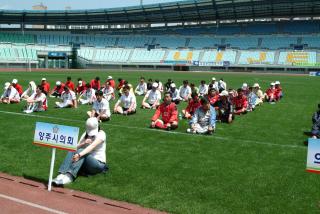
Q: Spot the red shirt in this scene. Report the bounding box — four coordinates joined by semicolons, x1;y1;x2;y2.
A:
274;86;282;99
41;82;50;93
152;102;178;124
76;85;86;94
90;79;100;90
53;83;65;94
107;79;116;89
233;95;248;109
116;80;126;90
266;88;275;97
207;94;219;106
65;81;75;91
185;99;201;114
13;84;23;95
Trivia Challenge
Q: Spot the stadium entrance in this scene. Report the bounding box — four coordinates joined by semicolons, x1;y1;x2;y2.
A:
38;51;71;69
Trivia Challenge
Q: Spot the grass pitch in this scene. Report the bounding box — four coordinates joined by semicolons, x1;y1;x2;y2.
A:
0;70;319;213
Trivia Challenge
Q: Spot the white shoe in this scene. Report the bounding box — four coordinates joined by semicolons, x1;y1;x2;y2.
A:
25;110;33;114
187;128;191;133
52;174;65;185
60;174;73;185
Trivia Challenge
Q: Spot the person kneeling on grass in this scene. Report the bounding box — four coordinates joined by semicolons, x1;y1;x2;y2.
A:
23;86;48;114
55;86;77;108
187;97;216;135
150;92;178;131
311;104;320;139
1;82;20;104
87;90;111;122
52;117;108;185
113;86;137;115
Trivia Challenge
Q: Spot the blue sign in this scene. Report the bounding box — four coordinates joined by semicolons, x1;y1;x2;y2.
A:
48;52;67;58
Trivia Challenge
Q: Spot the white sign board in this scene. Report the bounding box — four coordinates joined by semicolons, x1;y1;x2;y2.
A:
306;138;320;174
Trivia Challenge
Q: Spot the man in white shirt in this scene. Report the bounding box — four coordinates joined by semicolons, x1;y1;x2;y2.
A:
55;86;77;108
155;79;164;93
78;83;96;105
142;82;161;109
210;77;219;92
135;77;147;96
23;85;48;113
113;86;137;115
218;78;227;92
102;82;114;101
199;80;208;97
179;80;192;102
169;83;182;104
1;82;20;104
87;90;111;122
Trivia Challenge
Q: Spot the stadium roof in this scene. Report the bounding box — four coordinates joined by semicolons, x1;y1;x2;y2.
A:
0;0;319;25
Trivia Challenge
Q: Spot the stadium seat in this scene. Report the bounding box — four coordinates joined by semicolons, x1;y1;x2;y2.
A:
278;51;317;65
238;51;275;65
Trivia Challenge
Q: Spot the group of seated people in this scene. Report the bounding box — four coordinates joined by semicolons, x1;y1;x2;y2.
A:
1;75;283;135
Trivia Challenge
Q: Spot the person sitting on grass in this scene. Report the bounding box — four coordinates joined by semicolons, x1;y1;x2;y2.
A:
265;82;276;103
311;104;320;139
142;82;161;109
12;79;23;96
119;81;134;96
199;80;208;97
52;117;108;185
87;90;111;122
206;87;219;107
113;86;137;115
253;83;264;105
135;77;147;96
40;78;50;95
232;88;248;115
190;83;199;95
55;86;77;108
169;83;182;105
50;81;65;98
274;81;283;101
187;97;216;135
247;86;258;112
179;80;192;102
23;85;47;114
182;92;201;119
102;82;115;101
65;76;75;91
76;79;86;95
78;83;96;105
21;81;37;100
147;78;153;90
215;90;234;123
150;92;178;131
90;76;101;91
1;82;20;104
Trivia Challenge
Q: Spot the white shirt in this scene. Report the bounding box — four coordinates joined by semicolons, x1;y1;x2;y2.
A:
93;98;111;116
103;87;114;96
211;82;219;92
170;88;181;100
1;87;20;101
199;84;208;95
61;90;76;102
135;82;147;94
118;93;136;109
219;81;227;90
30;92;47;109
179;85;192;99
21;87;36;98
145;89;161;104
83;88;96;100
79;130;106;163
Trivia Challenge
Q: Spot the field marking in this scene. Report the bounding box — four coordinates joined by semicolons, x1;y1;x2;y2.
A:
0;110;304;149
0;193;67;214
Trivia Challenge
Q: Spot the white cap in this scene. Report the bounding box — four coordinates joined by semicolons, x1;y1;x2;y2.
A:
211;77;216;81
4;82;10;90
253;83;260;88
219;90;229;97
56;81;61;86
270;82;275;86
242;83;248;90
170;83;176;88
78;80;83;86
107;76;112;80
12;79;18;84
152;82;158;88
42;78;46;81
86;118;99;137
275;81;280;85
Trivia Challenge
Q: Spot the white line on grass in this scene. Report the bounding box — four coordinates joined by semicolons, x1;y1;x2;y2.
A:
0;193;67;214
0;110;304;149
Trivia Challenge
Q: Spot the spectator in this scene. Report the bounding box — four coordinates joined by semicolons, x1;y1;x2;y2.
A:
78;83;96;105
21;81;37;100
116;78;126;91
182;92;201;119
23;85;47;114
65;76;75;91
113;86;137;115
12;79;23;96
215;90;233;123
274;81;283;101
232;88;248;115
87;90;111;122
119;81;134;95
50;81;65;98
55;86;77;108
179;80;192;102
206;87;219;106
253;83;264;105
218;78;227;92
142;82;161;109
164;79;173;92
52;117;108;185
187;97;216;135
210;77;219;92
1;82;20;104
311;104;320;139
150;92;178;131
247;86;258;111
199;80;208;97
135;77;147;96
90;77;101;91
155;79;164;92
190;83;199;95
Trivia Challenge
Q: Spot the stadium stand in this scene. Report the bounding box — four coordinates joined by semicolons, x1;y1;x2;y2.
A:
238;51;275;65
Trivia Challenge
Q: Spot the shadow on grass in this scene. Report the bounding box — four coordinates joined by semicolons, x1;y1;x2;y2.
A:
23;173;48;186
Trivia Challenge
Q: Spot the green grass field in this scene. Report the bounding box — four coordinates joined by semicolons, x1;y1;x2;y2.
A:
0;70;319;213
